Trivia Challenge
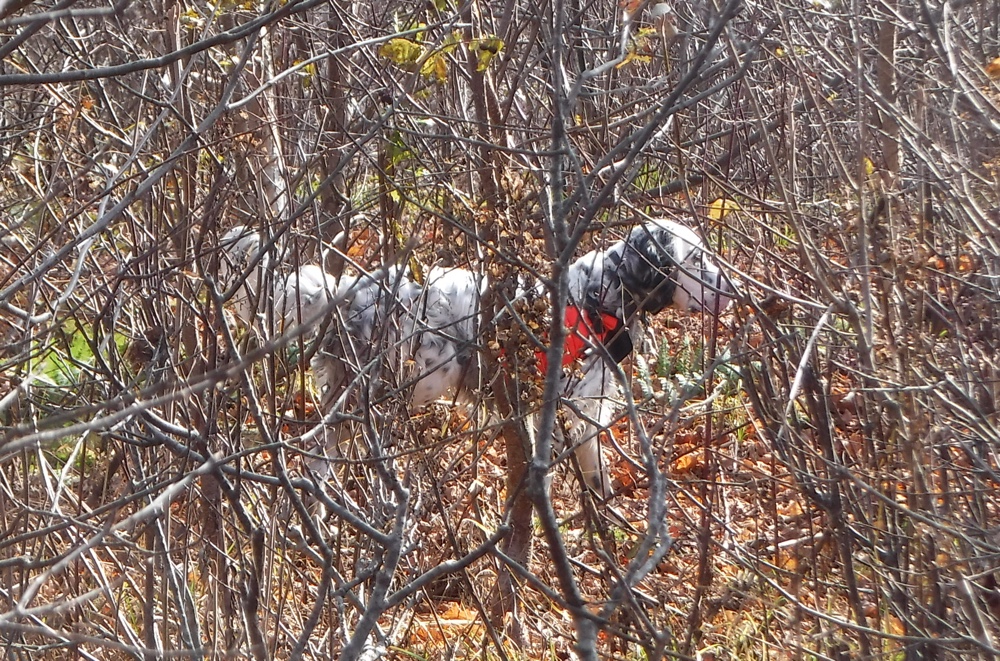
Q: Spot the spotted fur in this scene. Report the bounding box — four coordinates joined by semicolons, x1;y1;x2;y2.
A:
218;219;731;496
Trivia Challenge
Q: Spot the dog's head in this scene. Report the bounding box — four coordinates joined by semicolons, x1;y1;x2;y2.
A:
618;219;732;316
569;219;732;322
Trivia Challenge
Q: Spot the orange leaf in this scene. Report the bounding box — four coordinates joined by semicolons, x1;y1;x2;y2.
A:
779;499;804;518
439;602;476;620
347;228;378;258
986;56;1000;79
776;550;799;571
611;450;639;492
926;254;946;270
672;452;704;475
887;614;906;635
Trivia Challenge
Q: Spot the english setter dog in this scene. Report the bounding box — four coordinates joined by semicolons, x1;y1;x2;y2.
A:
219;219;731;496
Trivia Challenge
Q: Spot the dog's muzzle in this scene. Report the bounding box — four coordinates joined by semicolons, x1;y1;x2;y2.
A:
688;271;733;314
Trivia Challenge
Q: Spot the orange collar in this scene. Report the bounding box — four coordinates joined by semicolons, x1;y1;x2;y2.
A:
535;305;623;372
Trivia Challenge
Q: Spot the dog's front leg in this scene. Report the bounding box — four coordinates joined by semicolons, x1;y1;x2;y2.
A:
562;406;614;498
560;360;618;498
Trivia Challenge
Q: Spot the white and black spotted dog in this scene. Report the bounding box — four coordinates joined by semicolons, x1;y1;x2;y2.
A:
218;219;732;496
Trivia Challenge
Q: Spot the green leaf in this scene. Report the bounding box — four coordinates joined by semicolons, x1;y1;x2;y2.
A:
472;36;504;72
387;130;414;166
420;53;449;83
379;38;424;66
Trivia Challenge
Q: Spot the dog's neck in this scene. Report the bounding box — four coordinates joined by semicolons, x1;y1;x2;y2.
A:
535;305;633;372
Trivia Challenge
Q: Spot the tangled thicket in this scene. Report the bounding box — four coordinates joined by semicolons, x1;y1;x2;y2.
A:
1;0;999;659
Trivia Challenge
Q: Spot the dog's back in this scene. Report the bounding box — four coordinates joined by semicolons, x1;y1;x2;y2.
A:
314;265;484;409
408;267;484;406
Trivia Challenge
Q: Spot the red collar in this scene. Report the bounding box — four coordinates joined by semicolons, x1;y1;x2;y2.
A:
535;305;622;372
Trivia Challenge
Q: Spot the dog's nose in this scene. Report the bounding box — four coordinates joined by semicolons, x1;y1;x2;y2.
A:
695;272;733;315
712;274;735;313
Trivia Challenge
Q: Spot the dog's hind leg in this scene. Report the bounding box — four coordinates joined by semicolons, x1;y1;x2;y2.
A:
307;345;351;480
308;320;373;481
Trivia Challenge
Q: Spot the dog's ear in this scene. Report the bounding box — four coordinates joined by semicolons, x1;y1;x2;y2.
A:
619;225;679;315
603;323;633;363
